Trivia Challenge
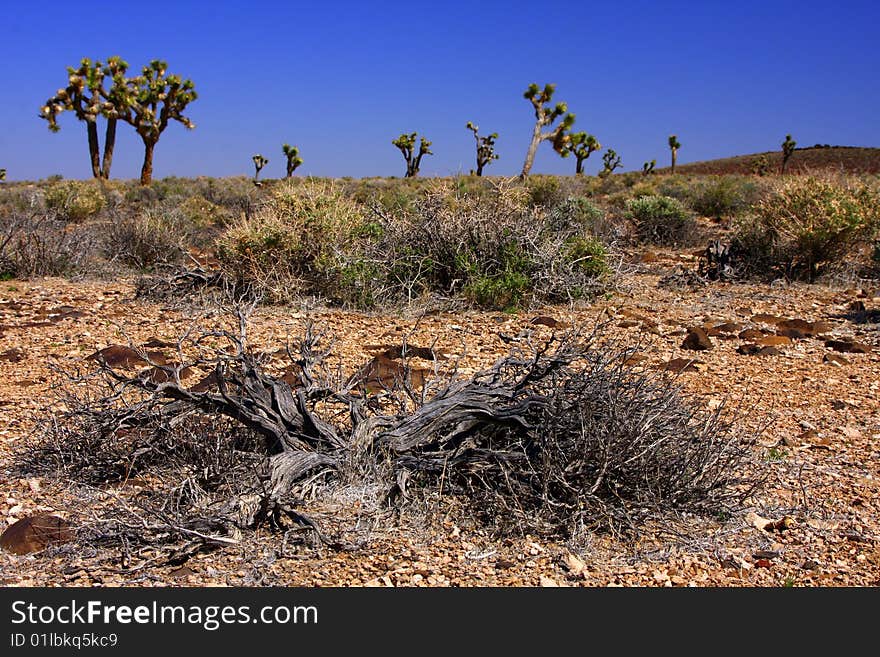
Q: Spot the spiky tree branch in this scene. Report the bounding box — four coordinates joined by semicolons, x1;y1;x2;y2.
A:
465;122;499;176
115;60;198;186
781;134;796;175
599;149;622;177
252;154;269;182
566;132;601;175
392;132;433;178
520;83;576;178
282;144;303;178
39;57;129;180
668;134;681;174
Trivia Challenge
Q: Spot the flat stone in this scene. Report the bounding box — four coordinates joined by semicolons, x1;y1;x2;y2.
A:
738;329;765;340
825;340;871;354
756;335;791;346
0;514;73;555
682;327;713;350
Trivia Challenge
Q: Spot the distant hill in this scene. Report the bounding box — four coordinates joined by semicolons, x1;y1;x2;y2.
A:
661;145;880;176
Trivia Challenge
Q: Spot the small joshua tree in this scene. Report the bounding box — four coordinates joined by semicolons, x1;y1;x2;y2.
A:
642;160;656;176
781;134;797;175
39;56;129;180
282;144;303;178
118;60;197;185
520;83;576;178
566;132;601;175
466;122;499;176
599;149;623;177
751;154;771;176
0;169;5;182
392;132;433;178
252;154;269;182
668;134;681;174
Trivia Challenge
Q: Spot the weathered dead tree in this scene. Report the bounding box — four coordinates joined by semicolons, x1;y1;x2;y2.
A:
33;312;760;552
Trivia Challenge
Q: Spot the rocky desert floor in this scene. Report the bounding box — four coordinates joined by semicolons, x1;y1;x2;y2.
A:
1;249;878;587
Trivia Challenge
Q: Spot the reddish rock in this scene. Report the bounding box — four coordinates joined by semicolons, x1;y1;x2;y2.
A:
0;348;26;363
87;345;168;370
657;358;703;373
0;514;73;555
824;353;850;366
777;327;808;339
825;340;871;354
776;318;813;334
756;335;791;346
751;313;785;325
682;327;713;351
738;329;765;340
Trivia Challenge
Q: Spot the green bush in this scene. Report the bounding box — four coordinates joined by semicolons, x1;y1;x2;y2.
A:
44;180;106;222
103;210;188;270
688;176;764;219
733;176;880;281
625;194;698;246
215;180;367;302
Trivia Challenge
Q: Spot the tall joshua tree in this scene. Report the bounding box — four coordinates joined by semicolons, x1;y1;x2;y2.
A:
392;132;433;178
39;57;129;180
282;144;303;178
668;134;681;174
465;122;499;176
781;134;797;175
252;154;269;182
566;132;601;175
118;60;197;185
520;83;576;178
599;149;622;177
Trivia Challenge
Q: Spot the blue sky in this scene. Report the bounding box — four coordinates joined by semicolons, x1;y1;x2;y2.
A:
2;0;879;181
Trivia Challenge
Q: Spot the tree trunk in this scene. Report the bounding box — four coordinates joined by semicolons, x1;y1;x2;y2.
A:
576;157;584;175
87;121;101;179
671;149;677;174
476;161;484;176
520;123;543;179
100;118;117;180
286;162;293;178
140;139;155;186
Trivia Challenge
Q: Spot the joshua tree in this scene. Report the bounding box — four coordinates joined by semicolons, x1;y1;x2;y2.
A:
599;149;623;177
520;83;576;178
781;134;797;175
465;122;499;176
642;160;656;175
751;154;771;176
566;132;601;175
668;134;681;174
252;154;269;182
116;60;197;185
282;144;303;178
0;169;5;182
392;132;433;177
39;57;129;180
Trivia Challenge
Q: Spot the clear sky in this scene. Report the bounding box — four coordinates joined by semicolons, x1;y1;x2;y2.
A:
2;0;879;181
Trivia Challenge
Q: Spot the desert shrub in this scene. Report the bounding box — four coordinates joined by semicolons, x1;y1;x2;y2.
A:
626;194;698;246
33;323;758;544
0;212;99;278
688;175;765;219
364;182;613;310
102;209;189;270
177;195;231;229
524;175;564;208
215;180;367;302
44;180;106;222
732;176;880;281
